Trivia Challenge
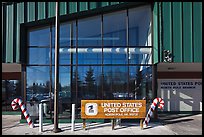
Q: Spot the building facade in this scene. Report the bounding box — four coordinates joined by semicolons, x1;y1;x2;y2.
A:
2;2;202;120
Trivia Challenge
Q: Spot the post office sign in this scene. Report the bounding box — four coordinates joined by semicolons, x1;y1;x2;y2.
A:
81;100;146;119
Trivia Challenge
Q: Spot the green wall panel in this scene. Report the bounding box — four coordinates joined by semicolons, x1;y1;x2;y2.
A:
153;2;158;64
16;2;25;63
172;2;182;62
6;4;13;63
110;2;120;5
69;2;77;14
183;2;192;62
60;2;67;15
27;2;35;22
193;2;202;62
38;2;46;20
159;2;202;63
48;2;56;18
79;2;88;12
2;4;5;62
102;2;109;7
162;3;172;53
90;2;97;9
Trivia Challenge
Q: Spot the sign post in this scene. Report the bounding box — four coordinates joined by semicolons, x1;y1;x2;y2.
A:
82;119;86;130
112;119;115;130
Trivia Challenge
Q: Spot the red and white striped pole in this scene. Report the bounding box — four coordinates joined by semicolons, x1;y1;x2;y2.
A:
143;97;164;128
11;98;34;128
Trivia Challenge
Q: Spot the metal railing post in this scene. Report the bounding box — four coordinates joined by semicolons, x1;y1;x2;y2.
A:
39;103;43;132
71;104;75;131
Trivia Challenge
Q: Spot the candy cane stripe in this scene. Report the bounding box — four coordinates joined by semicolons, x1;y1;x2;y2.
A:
157;97;159;102
25;115;29;119
11;98;34;128
148;114;151;118
153;102;157;107
13;105;19;110
22;108;26;113
16;98;19;104
145;120;148;126
143;97;164;128
150;107;154;112
28;121;33;126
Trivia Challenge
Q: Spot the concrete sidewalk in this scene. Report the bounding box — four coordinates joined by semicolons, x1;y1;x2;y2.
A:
2;113;202;135
2;121;176;135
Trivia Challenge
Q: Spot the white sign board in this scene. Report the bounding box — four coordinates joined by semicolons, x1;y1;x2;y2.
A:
157;79;202;111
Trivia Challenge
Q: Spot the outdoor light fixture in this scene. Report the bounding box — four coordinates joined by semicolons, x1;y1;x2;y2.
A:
163;50;172;63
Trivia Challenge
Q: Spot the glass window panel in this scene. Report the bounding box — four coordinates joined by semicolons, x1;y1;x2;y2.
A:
29;27;50;47
103;66;128;99
59;66;71;117
60;23;71;47
129;47;152;64
70;66;83;119
52;47;76;65
71;66;78;104
28;48;50;64
129;66;152;100
51;66;71;118
77;47;102;65
78;16;101;47
103;47;128;64
52;22;76;65
103;10;126;47
129;66;142;100
129;5;151;46
26;66;50;102
2;80;21;111
52;21;76;47
77;66;102;100
59;47;71;64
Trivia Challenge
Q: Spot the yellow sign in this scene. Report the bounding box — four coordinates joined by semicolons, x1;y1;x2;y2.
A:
81;100;146;119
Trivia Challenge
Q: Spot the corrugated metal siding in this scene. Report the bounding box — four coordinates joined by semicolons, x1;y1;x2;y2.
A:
153;2;158;64
162;2;172;54
79;2;88;12
2;4;5;62
154;2;202;63
6;4;13;63
27;2;35;22
183;2;193;62
172;2;182;62
38;2;46;20
90;2;97;9
193;2;202;63
69;2;77;14
48;2;56;18
16;2;25;63
60;2;67;15
101;2;109;7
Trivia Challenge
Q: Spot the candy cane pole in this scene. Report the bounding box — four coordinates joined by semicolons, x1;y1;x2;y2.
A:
11;98;34;128
143;97;164;128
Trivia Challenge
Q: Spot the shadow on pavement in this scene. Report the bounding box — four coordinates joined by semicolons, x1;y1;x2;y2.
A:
160;118;194;125
158;112;201;121
2;123;25;131
158;112;201;126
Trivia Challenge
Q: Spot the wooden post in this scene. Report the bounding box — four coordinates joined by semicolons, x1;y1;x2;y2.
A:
83;119;86;130
112;119;115;130
140;119;144;130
